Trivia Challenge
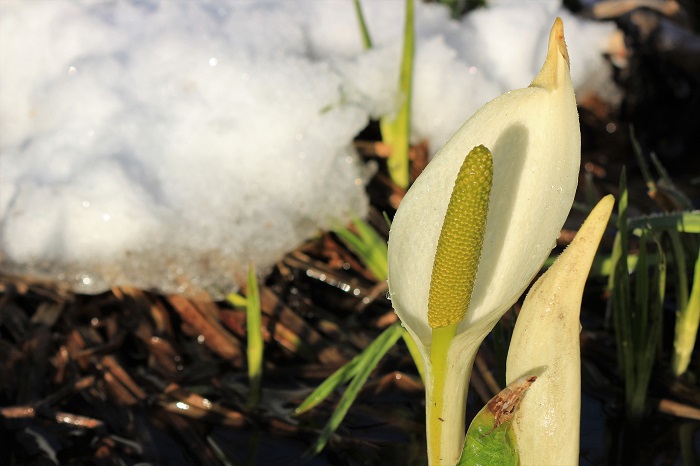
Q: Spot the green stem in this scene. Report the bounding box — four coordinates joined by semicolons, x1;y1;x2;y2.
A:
673;249;700;375
425;324;483;466
352;0;373;50
246;262;263;408
380;0;414;189
428;324;457;466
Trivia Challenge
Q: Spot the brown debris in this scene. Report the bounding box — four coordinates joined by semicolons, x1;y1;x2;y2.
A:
486;375;537;429
167;294;244;367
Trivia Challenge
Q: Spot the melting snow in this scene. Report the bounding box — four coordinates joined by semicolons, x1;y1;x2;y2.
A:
0;0;618;297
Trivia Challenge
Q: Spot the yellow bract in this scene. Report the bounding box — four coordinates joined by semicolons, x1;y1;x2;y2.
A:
428;145;493;329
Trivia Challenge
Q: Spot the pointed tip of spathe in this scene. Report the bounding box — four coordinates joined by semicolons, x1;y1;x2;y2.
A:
599;193;616;211
552;17;570;69
560;194;614;263
582;194;615;231
530;17;571;91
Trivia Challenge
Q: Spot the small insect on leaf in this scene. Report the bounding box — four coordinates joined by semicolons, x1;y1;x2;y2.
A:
458;375;537;466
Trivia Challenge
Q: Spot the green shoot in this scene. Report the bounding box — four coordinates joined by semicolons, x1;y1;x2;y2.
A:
379;0;414;189
334;216;425;384
245;262;263;408
352;0;414;188
352;0;372;50
611;169;666;423
301;322;405;454
629;133;699;376
294;324;423;414
294;357;362;415
630;125;657;198
669;229;690;314
334;216;389;281
226;292;247;308
295;215;424;454
627;211;700;234
672;249;700;376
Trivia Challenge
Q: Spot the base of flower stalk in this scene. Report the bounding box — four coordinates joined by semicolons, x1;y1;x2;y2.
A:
428;324;457;465
424;328;483;466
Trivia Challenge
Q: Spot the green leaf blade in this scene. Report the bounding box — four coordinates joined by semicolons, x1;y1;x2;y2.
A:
245;262;263;408
307;322;405;454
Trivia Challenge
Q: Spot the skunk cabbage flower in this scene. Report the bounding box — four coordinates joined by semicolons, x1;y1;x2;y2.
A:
387;18;580;465
506;195;614;465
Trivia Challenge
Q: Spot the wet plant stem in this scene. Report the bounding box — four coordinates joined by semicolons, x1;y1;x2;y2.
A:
428;324;460;466
422;331;481;466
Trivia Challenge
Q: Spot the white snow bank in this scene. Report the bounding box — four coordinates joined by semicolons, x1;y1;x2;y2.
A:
0;0;618;297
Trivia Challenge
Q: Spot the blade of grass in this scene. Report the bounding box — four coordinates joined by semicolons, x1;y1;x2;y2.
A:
379;0;414;189
307;322;405;454
245;262;263;408
669;229;690;313
353;0;372;50
612;169;634;408
333;217;425;380
295;322;405;415
635;230;649;349
591;253;645;277
631;234;665;419
226;292;247;308
630;125;657;197
295;323;425;414
334;216;388;281
605;230;622;330
672;249;700;376
612;168;667;422
294;358;362;415
628;211;700;234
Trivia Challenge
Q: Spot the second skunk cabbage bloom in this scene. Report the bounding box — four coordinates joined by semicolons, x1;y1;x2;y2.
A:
387;18;580;466
505;195;614;465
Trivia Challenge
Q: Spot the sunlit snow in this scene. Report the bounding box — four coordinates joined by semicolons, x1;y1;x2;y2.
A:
0;0;618;297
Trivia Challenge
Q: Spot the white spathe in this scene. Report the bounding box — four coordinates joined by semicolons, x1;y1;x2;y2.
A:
387;18;580;465
388;21;580;349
